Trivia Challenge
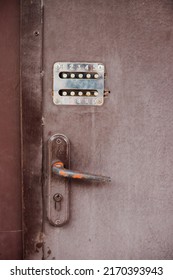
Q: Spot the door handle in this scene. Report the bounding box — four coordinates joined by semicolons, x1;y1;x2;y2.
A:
52;161;111;182
47;134;111;227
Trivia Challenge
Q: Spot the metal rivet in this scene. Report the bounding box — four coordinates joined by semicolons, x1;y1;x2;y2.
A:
78;91;83;96
62;91;67;96
98;64;104;70
94;91;98;96
62;73;68;78
86;91;91;96
70;91;75;96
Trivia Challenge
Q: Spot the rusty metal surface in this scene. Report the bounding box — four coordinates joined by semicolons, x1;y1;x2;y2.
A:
21;0;43;259
0;0;22;259
42;0;173;259
53;161;111;182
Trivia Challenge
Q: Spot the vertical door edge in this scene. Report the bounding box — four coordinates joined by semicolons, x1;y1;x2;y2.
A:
20;0;44;259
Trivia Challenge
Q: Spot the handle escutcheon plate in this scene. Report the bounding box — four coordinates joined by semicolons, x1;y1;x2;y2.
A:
47;133;111;227
47;134;70;227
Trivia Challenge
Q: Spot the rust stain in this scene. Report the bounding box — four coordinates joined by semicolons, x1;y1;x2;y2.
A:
72;174;83;179
47;249;51;256
59;170;68;177
36;242;43;249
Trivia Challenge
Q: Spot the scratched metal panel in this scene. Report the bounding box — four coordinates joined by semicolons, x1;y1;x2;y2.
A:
42;0;173;259
0;0;22;260
21;0;44;259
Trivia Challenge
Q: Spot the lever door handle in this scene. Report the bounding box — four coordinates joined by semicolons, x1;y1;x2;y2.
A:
52;161;111;182
48;134;111;227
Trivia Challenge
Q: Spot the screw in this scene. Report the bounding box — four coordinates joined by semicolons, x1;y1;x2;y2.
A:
53;193;63;202
55;219;61;225
56;139;62;144
33;30;39;36
98;64;104;70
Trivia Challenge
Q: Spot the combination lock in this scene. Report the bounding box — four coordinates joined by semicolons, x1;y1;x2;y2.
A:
53;62;109;106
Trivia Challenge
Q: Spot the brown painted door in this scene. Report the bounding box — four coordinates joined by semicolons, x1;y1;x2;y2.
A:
0;0;22;260
22;0;173;259
42;0;173;260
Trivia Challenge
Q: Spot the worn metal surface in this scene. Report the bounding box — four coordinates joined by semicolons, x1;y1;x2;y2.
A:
21;0;43;259
53;62;105;106
0;0;22;260
47;132;110;227
47;134;70;227
53;161;111;182
42;0;173;260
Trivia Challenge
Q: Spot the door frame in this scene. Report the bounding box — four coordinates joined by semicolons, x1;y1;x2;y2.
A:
20;0;43;259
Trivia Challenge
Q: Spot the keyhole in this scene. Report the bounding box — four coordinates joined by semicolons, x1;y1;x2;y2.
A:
53;193;63;211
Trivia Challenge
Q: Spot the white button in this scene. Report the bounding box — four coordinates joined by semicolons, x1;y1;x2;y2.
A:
94;73;99;79
86;73;91;79
62;73;68;78
78;91;83;96
62;91;67;96
86;91;91;96
78;73;83;78
70;91;75;96
70;73;75;78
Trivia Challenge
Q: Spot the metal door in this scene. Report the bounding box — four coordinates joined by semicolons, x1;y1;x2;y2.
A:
21;0;173;259
0;0;22;260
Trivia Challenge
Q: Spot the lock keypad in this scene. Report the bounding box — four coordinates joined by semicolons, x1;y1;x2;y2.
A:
53;62;106;106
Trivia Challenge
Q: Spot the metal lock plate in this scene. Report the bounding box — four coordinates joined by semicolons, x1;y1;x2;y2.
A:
53;62;105;106
47;134;111;227
47;134;70;226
